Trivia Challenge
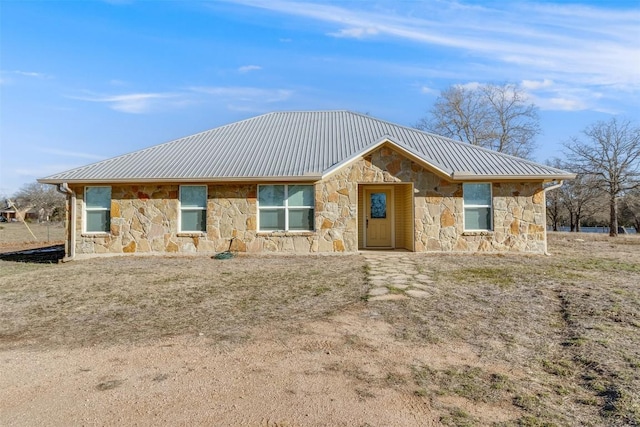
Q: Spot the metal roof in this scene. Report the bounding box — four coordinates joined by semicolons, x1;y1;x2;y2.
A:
39;111;574;184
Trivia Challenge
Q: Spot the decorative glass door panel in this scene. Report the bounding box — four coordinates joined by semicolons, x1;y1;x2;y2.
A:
365;188;392;247
370;192;386;218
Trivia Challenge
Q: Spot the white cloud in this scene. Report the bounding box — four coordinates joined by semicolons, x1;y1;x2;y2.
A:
238;65;262;73
329;27;379;39
14;70;53;79
69;92;179;114
521;79;554;90
420;85;437;95
545;97;587;111
223;0;640;106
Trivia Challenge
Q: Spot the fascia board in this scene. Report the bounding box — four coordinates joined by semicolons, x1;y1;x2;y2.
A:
37;175;322;185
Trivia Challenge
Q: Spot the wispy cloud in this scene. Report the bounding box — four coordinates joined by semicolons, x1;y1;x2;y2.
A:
238;65;262;73
419;85;437;95
67;84;293;114
0;70;53;84
329;27;379;39
519;79;610;112
14;70;52;79
69;92;181;114
521;79;555;91
38;147;104;160
224;0;640;111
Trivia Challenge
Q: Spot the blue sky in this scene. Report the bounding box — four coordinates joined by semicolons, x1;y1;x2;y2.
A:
1;0;638;196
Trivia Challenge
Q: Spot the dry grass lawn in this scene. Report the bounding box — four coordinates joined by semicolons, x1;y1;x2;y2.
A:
0;221;65;250
1;231;639;426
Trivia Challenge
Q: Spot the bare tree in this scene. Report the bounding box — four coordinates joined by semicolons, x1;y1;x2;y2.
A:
416;83;540;159
545;159;567;231
12;182;65;222
564;118;640;236
546;185;564;231
558;172;602;232
621;189;640;232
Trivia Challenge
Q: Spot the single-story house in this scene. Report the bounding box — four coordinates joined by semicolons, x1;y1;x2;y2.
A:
38;111;574;259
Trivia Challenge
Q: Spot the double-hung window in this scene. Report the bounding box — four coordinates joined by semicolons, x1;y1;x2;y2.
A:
258;184;314;231
85;186;111;233
463;183;492;231
180;185;207;232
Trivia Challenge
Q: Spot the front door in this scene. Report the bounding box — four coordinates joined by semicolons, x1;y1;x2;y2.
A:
365;187;393;247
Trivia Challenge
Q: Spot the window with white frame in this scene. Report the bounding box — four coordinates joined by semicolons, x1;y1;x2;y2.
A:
258;184;314;231
85;186;111;233
180;185;207;232
463;183;492;231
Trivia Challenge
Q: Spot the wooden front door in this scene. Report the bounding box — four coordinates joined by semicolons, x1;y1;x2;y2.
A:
365;187;393;247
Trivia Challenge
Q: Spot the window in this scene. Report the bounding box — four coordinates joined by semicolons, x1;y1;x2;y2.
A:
85;186;111;233
180;185;207;232
258;184;314;231
463;183;492;231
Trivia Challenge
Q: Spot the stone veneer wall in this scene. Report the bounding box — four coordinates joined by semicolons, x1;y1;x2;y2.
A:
312;145;546;253
71;145;546;256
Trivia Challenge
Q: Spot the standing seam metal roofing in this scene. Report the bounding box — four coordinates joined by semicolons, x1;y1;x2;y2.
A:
39;111;574;183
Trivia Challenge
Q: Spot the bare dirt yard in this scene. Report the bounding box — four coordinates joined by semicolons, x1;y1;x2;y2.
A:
1;231;639;426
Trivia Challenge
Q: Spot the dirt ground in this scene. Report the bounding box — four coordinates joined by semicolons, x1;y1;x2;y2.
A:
1;231;639;426
1;310;443;426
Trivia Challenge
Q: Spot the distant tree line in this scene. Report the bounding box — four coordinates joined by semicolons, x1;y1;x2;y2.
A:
547;117;640;235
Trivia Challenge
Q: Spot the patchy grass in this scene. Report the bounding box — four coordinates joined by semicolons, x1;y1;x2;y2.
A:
0;255;368;348
0;221;65;247
1;231;639;425
375;233;640;426
450;266;515;288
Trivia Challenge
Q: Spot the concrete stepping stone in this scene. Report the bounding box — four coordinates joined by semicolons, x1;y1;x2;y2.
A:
410;283;431;290
369;294;409;301
368;287;389;296
406;289;431;299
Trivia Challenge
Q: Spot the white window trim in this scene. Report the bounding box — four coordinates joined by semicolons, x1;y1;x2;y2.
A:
463;183;493;231
179;185;208;233
257;184;315;232
84;186;111;234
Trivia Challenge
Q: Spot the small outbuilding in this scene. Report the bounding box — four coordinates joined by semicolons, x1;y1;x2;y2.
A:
39;111;574;259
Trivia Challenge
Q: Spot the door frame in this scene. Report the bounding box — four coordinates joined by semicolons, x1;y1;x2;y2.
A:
363;185;395;249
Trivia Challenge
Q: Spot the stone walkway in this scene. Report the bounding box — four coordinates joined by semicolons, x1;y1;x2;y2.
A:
362;252;437;301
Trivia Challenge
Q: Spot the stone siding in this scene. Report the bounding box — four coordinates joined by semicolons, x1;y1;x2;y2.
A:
71;145;547;256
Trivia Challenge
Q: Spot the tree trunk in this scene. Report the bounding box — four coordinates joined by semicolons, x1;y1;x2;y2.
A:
570;212;576;232
576;215;581;232
609;196;618;237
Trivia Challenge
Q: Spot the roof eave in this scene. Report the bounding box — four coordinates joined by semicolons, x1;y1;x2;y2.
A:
450;172;577;182
37;175;323;185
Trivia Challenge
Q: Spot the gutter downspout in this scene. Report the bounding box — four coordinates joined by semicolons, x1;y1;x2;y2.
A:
542;180;564;256
56;183;76;261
